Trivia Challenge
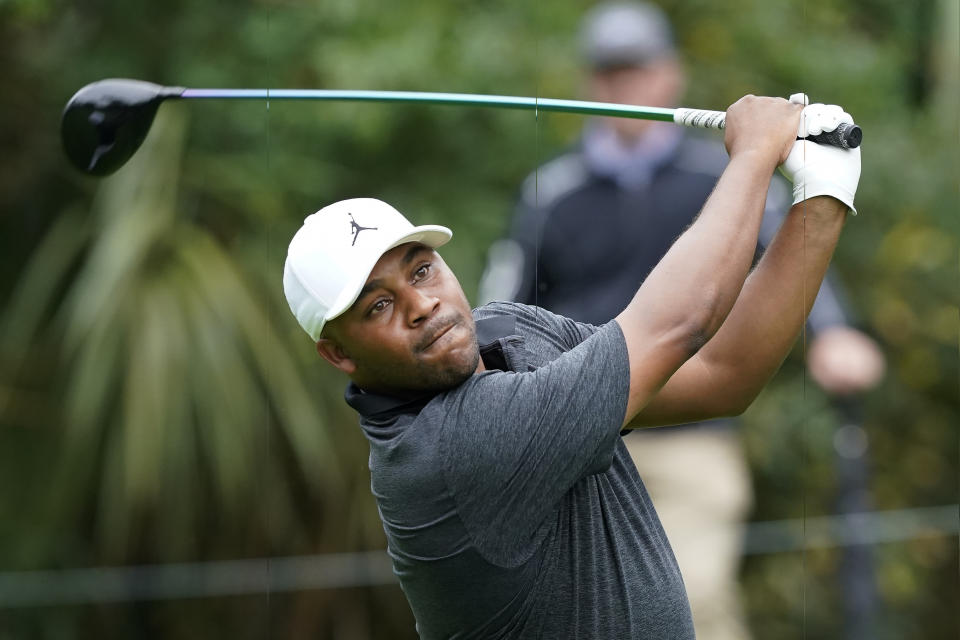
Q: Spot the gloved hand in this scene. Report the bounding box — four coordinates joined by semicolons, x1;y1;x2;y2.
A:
779;93;861;214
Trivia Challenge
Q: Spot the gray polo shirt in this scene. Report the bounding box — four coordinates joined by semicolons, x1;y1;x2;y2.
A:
345;301;694;639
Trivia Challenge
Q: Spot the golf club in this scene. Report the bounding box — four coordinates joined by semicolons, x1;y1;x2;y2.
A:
61;78;863;176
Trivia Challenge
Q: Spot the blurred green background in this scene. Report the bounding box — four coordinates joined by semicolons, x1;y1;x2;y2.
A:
0;0;956;638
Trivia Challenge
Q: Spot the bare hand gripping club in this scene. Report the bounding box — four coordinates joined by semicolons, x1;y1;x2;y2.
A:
61;78;863;176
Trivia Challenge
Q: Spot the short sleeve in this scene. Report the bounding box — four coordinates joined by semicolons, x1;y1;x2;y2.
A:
439;320;630;567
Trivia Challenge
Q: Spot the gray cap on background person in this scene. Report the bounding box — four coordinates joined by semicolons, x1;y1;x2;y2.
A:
579;2;676;69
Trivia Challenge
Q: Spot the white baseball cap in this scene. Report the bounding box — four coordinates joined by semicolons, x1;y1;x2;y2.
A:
283;198;452;341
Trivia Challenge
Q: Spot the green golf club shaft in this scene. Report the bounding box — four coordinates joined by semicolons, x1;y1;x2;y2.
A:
181;88;690;124
179;88;862;148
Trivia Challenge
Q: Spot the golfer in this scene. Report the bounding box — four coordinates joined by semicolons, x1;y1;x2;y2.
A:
283;95;860;639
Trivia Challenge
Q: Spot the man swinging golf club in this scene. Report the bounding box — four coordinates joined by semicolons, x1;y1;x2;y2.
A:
283;94;860;639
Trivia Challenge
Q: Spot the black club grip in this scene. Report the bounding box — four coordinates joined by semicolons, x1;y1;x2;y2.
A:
803;122;863;149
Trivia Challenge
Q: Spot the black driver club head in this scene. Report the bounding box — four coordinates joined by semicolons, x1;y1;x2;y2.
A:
61;79;184;176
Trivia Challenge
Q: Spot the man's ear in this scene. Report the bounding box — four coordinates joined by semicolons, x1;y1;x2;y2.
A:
316;338;357;375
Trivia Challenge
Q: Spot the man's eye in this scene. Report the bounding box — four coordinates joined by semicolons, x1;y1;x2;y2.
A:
369;299;390;315
414;264;431;280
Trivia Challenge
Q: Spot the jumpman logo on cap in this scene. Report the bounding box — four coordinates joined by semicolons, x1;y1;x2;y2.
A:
348;213;378;246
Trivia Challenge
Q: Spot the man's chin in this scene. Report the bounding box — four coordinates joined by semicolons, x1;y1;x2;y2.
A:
355;320;480;395
360;350;479;397
422;349;480;392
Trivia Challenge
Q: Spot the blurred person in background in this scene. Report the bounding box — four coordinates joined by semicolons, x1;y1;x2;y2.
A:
478;3;886;638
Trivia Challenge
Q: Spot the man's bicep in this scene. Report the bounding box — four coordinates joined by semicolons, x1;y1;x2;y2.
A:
625;353;741;429
615;313;709;426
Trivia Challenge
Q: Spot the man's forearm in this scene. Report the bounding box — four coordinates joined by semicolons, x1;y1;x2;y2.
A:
695;196;848;411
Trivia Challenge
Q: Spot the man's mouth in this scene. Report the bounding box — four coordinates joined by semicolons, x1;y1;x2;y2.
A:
418;317;459;352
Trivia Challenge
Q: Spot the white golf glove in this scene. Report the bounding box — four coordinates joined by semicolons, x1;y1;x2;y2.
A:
779;93;861;214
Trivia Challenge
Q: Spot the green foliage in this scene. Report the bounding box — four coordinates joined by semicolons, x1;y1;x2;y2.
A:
0;0;956;637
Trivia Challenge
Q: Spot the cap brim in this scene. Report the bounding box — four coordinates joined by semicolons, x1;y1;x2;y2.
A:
325;224;453;322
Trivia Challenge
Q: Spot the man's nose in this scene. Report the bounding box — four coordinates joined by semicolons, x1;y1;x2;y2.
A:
406;288;440;326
